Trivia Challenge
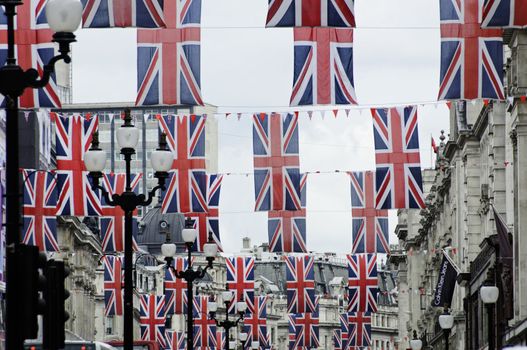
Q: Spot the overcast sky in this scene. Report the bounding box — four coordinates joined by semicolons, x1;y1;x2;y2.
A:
72;0;450;254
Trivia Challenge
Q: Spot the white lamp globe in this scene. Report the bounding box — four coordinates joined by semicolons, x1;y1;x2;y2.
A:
160;243;177;258
84;149;106;172
228;340;236;348
251;341;259;349
239;332;248;342
207;301;218;313
46;0;83;33
480;285;499;304
236;301;247;313
151;149;173;172
221;291;233;303
203;241;218;258
439;314;454;330
182;227;197;244
116;124;140;149
409;339;423;350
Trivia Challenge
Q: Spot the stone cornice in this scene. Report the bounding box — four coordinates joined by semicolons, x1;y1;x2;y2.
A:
58;216;103;255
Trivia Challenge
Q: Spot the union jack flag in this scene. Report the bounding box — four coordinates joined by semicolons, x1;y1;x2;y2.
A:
165;330;186;350
81;0;165;28
349;171;389;254
192;295;216;348
347;312;372;347
293;302;320;348
22;170;59;252
291;28;357;106
347;254;378;313
226;256;255;313
268;173;307;253
0;1;62;108
139;294;167;348
187;174;224;252
333;329;342;350
482;0;527;27
439;0;504;100
339;312;349;349
266;0;355;27
243;296;269;349
211;329;226;350
100;173;142;252
136;0;203;105
371;107;425;209
285;255;316;314
158;115;207;214
253;113;301;211
288;314;296;350
102;255;123;316
164;257;188;314
55;115;102;216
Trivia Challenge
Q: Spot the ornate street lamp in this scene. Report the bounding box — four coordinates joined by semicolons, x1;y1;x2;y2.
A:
439;307;454;350
161;217;218;350
85;109;172;350
0;0;82;348
409;330;423;350
207;287;247;350
481;284;500;350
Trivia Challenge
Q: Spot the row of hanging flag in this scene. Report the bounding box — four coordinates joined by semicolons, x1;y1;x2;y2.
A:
1;0;521;108
103;253;379;348
22;107;421;254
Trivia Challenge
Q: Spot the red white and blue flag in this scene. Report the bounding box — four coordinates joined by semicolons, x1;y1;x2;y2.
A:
243;296;269;349
22;170;59;252
266;0;355;27
211;329;226;350
333;329;342;350
81;0;165;28
164;257;188;315
347;312;372;347
482;0;527;27
371;107;425;209
439;0;504;100
339;312;349;349
165;330;186;350
136;0;203;105
285;255;316;314
347;253;378;313
55;115;102;216
158;115;207;214
268;173;307;253
139;294;167;348
349;171;389;254
291;28;357;106
102;255;123;316
100;173;142;252
0;0;62;108
253;113;301;211
293;301;320;348
192;295;216;348
288;314;296;350
226;256;255;313
187;174;224;252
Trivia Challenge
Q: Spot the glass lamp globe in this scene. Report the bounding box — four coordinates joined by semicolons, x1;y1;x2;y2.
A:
239;332;248;342
236;301;247;313
116;124;140;149
409;339;423;350
182;227;197;243
480;285;499;304
221;291;233;303
160;243;177;258
84;149;107;172
151;149;173;172
207;301;218;313
439;314;454;330
251;341;259;349
203;241;218;258
228;340;236;348
46;0;83;33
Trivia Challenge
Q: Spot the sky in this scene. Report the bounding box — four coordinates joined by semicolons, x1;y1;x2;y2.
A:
72;0;450;254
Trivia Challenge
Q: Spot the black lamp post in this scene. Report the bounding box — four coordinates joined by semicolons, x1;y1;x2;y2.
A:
161;217;218;350
439;306;454;350
85;109;173;350
207;285;247;350
480;284;499;350
0;0;82;348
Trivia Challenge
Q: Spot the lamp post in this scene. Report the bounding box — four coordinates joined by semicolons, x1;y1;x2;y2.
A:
0;0;82;348
409;330;423;350
207;287;247;350
85;109;173;350
439;307;454;350
161;218;218;350
481;285;499;350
